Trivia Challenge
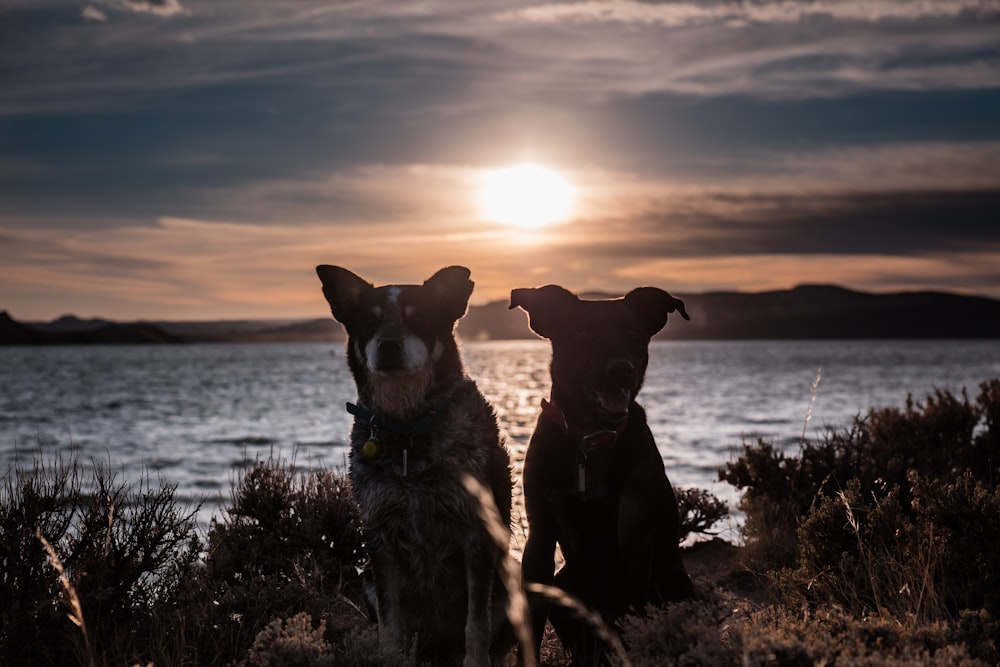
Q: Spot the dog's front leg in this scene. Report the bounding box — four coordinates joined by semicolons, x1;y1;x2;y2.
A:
463;534;496;667
371;551;407;654
521;516;557;663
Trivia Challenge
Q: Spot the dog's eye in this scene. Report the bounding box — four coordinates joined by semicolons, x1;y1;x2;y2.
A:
362;307;381;328
404;304;424;325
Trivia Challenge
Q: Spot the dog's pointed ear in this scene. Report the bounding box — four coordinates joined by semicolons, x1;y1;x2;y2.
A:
624;287;690;337
424;266;474;321
509;285;578;339
316;265;372;325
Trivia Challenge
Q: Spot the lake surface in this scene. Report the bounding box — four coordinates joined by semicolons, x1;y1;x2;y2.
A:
3;339;999;537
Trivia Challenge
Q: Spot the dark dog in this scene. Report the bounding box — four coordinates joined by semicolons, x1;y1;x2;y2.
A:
510;285;695;665
317;265;513;666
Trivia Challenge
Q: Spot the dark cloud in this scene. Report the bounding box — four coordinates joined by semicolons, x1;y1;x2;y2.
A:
591;89;1000;177
0;28;518;223
598;188;1000;258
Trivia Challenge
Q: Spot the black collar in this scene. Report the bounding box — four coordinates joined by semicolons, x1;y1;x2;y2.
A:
346;401;442;439
346;400;448;477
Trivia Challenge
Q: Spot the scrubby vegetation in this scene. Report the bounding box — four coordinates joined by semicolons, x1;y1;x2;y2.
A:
1;457;200;666
722;380;1000;617
0;455;374;666
714;378;1000;666
3;379;998;665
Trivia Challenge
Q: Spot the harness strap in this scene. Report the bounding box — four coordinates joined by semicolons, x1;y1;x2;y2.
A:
540;396;628;494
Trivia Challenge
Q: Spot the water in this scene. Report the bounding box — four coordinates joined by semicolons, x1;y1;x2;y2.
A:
3;340;998;535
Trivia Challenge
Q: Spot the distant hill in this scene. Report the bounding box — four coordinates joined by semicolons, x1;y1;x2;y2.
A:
1;311;43;344
151;318;344;342
671;285;1000;339
4;285;999;345
459;299;533;340
184;318;343;343
2;311;183;345
32;314;114;333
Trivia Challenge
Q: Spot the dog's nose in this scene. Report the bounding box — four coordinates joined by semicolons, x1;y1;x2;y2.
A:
378;338;404;354
606;359;636;387
376;338;405;371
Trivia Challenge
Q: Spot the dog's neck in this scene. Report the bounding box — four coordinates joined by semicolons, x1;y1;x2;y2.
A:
542;395;629;497
541;395;629;443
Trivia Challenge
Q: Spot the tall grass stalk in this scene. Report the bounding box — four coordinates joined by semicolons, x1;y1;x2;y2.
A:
36;530;96;667
836;489;946;623
801;366;822;447
839;490;885;614
524;583;632;667
462;474;537;667
463;472;643;666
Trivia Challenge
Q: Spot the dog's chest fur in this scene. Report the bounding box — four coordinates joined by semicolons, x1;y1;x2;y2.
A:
349;380;502;563
347;379;512;656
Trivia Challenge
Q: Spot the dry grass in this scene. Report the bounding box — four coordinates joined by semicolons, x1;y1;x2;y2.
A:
36;529;95;667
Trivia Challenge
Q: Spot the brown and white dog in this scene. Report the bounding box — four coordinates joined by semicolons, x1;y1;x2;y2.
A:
317;265;513;666
510;285;695;665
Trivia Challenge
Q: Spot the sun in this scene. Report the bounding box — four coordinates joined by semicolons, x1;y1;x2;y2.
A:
477;163;575;228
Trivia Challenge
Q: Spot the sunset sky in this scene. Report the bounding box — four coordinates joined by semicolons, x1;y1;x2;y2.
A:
2;0;999;321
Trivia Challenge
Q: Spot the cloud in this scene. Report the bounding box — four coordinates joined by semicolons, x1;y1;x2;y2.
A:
0;212;528;318
115;0;187;17
620;188;1000;257
506;1;1000;27
3;177;999;319
559;141;1000;262
613;252;1000;297
494;1;1000;99
81;6;107;21
758;142;1000;192
4;0;998;122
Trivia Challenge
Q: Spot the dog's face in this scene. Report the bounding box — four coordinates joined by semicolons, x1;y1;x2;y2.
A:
510;285;689;427
317;265;473;401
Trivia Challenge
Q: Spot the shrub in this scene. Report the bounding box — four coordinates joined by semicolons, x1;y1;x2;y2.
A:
718;438;807;568
793;478;933;619
911;473;1000;617
242;612;335;667
720;379;1000;664
0;453;369;667
206;457;365;590
618;586;741;666
619;588;994;667
737;604;991;667
721;379;1000;571
152;454;368;666
676;487;729;543
0;456;201;667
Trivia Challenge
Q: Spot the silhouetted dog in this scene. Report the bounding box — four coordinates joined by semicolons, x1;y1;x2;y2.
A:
317;265;513;666
510;285;695;665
